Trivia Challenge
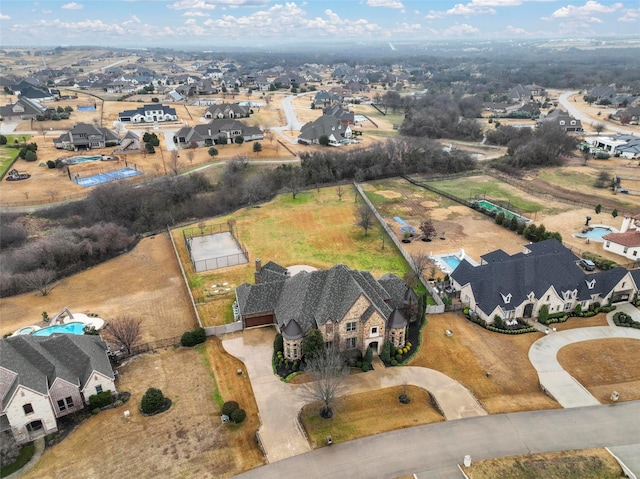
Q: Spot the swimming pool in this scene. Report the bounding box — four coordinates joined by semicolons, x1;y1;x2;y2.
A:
17;327;36;335
31;322;86;337
441;255;462;271
574;226;614;242
65;155;103;164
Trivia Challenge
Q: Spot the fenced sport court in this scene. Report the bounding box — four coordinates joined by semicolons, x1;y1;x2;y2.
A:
183;222;249;272
69;161;144;187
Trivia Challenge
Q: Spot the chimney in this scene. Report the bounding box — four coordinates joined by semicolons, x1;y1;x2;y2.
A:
254;258;262;284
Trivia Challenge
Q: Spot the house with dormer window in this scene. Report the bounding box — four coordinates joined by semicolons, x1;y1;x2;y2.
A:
0;335;116;445
235;260;417;360
118;104;178;123
451;239;640;324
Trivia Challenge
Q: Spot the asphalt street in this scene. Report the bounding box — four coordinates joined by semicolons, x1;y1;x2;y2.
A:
235;401;640;479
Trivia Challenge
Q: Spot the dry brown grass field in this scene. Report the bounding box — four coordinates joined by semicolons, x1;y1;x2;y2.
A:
22;343;263;479
464;448;625;479
0;234;196;342
411;313;559;414
558;338;640;403
300;386;444;448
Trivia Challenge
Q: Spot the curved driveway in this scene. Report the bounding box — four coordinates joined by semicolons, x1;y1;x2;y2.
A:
223;328;485;464
529;309;640;408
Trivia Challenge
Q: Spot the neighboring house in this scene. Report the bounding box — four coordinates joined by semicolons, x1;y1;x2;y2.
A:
164;90;183;102
298;116;352;145
0;97;51;120
603;214;640;261
173;119;263;147
105;81;136;94
323;104;354;124
585;135;640;159
312;90;343;108
611;106;640;125
0;334;117;445
118;104;178;123
537;109;583;132
113;130;142;154
235;261;417;359
588;86;617;101
450;239;640;324
53;123;120;150
204;103;250;120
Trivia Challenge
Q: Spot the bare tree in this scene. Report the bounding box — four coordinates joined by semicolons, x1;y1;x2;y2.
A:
299;346;348;418
169;150;183;175
23;269;57;296
354;204;375;236
594;122;606;134
337;185;344;201
103;315;142;356
186;149;195;166
411;252;430;278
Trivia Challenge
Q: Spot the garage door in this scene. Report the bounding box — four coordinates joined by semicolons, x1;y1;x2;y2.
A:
244;314;274;328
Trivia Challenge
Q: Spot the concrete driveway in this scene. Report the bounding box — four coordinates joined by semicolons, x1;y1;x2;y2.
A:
528;308;640;408
223;327;486;464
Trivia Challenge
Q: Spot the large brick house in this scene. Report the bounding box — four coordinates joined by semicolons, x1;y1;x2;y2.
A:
0;334;117;445
235;261;417;360
173;119;263;147
451;239;640;323
53;123;120;150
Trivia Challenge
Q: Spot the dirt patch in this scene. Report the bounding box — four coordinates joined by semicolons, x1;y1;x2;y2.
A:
410;313;560;414
375;190;403;199
0;233;196;343
558;338;640;403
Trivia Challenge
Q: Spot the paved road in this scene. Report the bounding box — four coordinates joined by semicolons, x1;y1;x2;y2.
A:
235;401;640;478
558;91;638;136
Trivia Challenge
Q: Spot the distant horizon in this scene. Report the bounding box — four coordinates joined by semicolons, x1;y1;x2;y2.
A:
1;0;639;49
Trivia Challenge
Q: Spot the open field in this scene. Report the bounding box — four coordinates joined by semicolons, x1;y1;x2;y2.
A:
558;338;640;403
464;448;625;479
379;174;633;263
22;344;263;479
410;313;559;414
0;233;196;342
171;185;412;326
300;386;444;448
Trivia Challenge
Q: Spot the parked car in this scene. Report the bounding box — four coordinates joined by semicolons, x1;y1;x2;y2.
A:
579;259;596;271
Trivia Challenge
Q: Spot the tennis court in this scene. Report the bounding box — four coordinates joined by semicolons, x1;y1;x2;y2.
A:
75;167;143;187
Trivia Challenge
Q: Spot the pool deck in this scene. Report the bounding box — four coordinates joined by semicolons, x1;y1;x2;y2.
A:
430;250;479;275
572;223;619;243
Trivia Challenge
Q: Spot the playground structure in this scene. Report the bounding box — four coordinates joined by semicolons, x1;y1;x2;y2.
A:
183;221;249;273
394;216;416;234
5;169;31;181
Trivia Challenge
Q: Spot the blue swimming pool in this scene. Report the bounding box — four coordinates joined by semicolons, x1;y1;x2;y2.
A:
441;255;462;271
31;322;85;337
574;226;613;242
17;327;35;335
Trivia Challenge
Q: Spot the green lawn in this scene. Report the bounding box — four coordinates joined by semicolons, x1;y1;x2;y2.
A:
0;146;22;178
427;176;546;212
0;442;35;478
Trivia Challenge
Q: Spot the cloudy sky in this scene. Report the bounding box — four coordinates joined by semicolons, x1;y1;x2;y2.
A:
1;0;639;48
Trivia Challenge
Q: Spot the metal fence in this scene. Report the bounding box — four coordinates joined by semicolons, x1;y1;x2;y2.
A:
183;221;249;273
129;336;181;356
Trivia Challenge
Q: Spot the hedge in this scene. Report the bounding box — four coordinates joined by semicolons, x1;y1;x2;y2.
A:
88;390;113;409
181;327;206;347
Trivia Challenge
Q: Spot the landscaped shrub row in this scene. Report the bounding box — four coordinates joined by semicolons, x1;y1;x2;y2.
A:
88;390;113;409
613;312;640;328
582;252;618;270
180;327;206;347
463;307;536;334
537;304;615;325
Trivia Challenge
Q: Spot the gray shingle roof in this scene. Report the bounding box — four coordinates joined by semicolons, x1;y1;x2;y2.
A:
0;335;114;411
238;263;404;335
452;239;628;315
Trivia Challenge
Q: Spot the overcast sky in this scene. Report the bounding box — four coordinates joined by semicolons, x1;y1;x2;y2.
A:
1;0;639;48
